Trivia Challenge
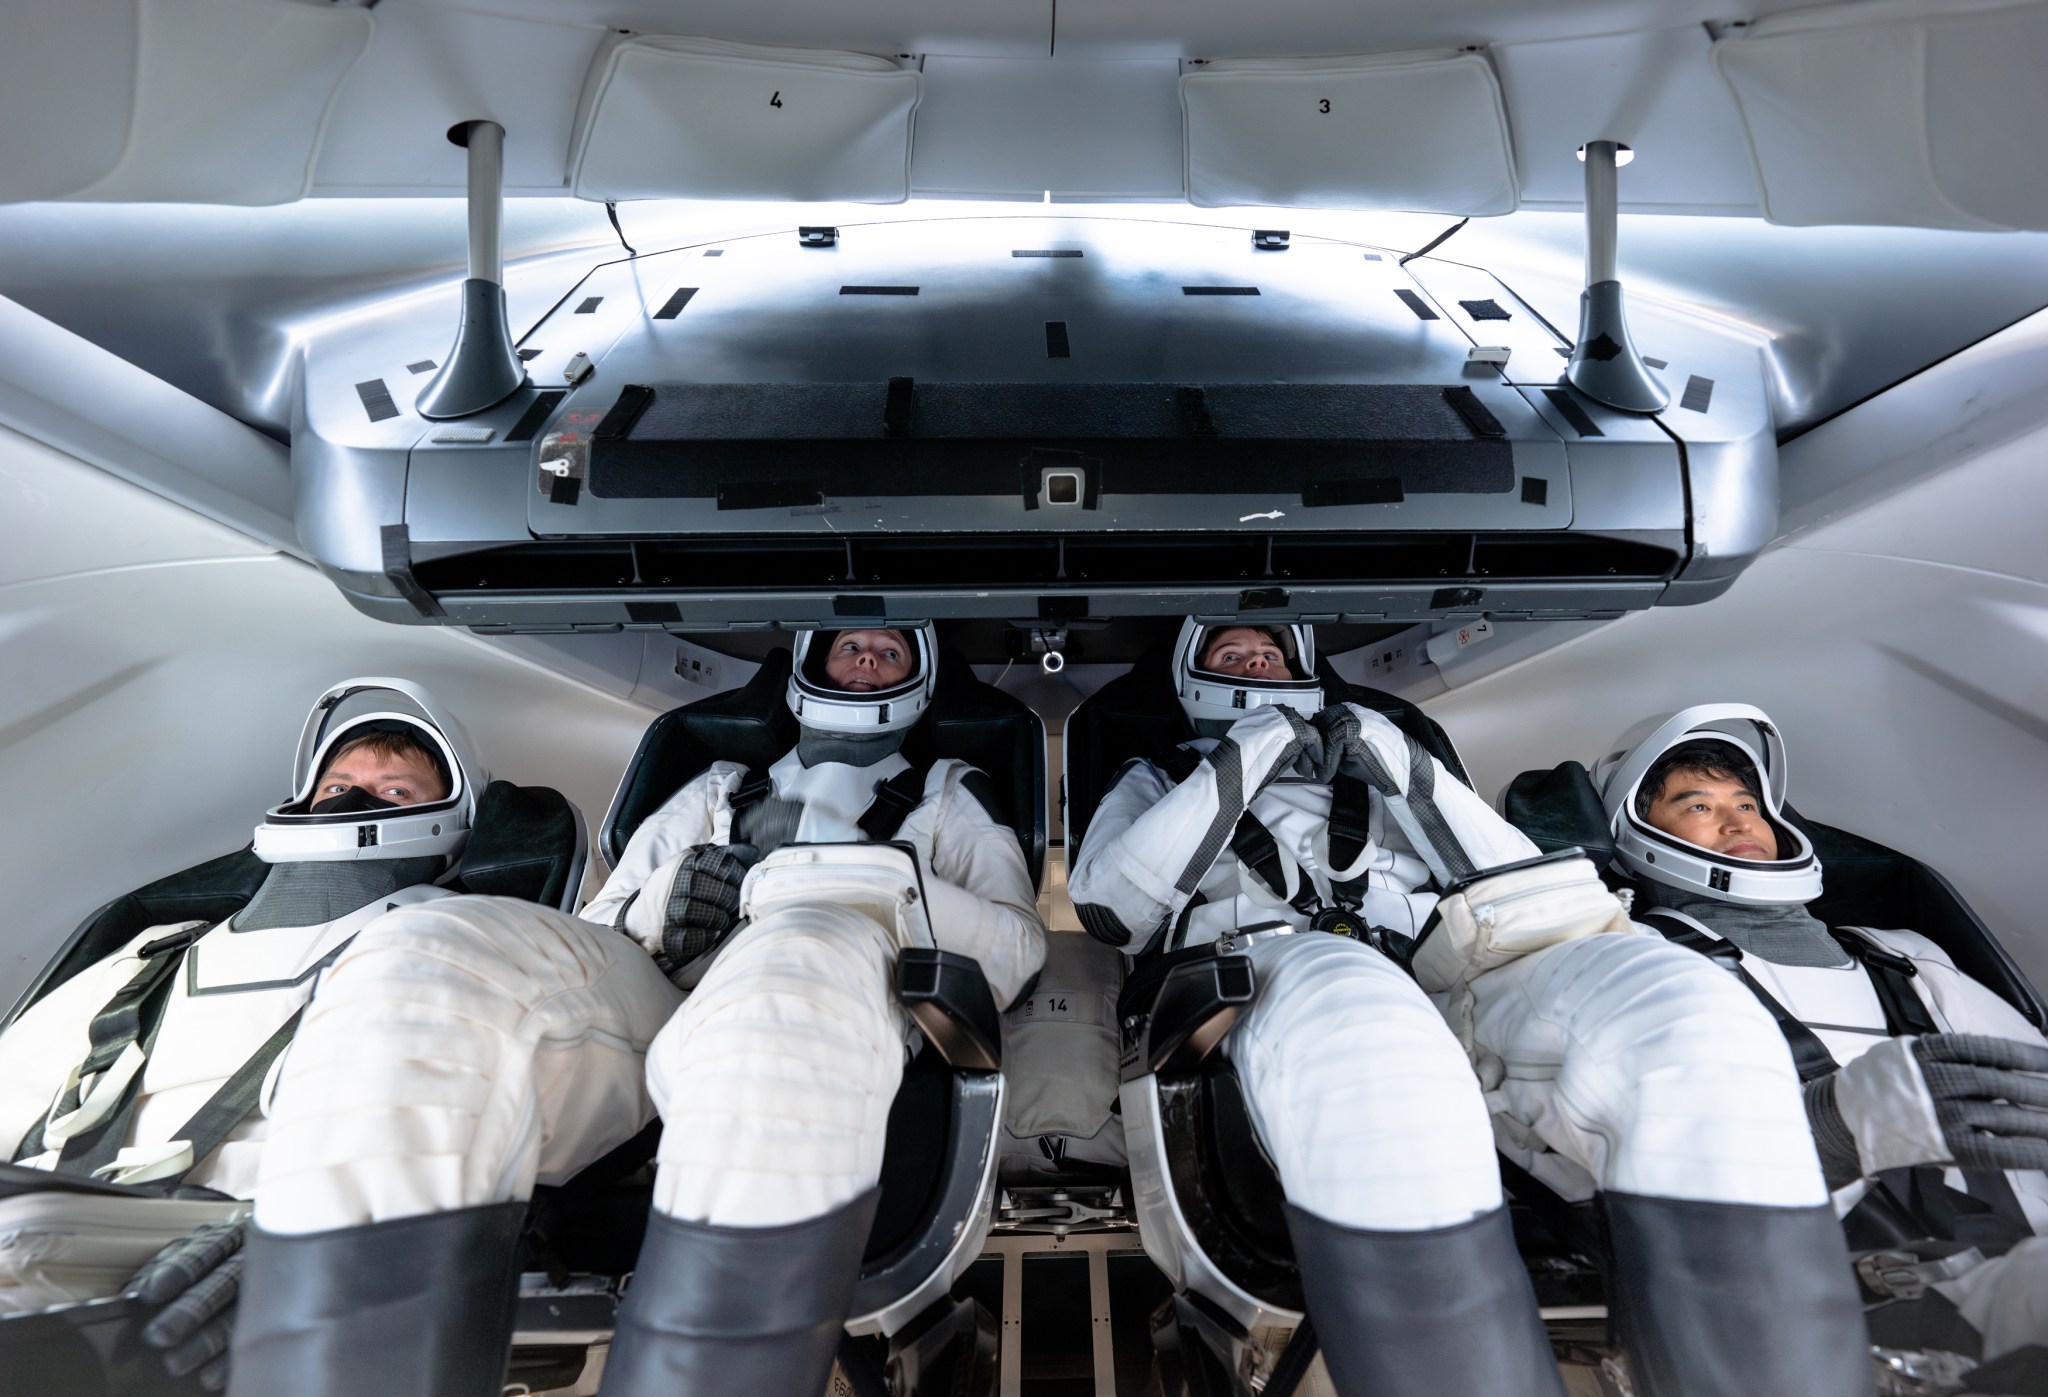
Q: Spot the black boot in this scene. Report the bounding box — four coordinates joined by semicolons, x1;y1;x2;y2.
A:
226;1196;528;1392
599;1187;880;1397
1604;1193;1874;1397
1285;1202;1566;1397
225;1201;526;1397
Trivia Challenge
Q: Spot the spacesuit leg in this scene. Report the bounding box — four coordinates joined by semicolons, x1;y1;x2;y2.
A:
1473;932;1871;1397
1227;934;1565;1397
228;896;682;1397
600;900;905;1397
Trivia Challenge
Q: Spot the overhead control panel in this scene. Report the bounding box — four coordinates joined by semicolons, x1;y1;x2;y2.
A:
292;216;1774;633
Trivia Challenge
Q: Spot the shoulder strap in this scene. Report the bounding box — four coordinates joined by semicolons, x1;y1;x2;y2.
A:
1639;910;1840;1082
1325;770;1375;874
1831;929;1942;1036
857;763;930;843
33;928;201;1172
727;770;774;814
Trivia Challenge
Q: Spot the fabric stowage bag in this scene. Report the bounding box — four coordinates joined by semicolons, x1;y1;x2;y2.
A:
1713;0;2048;230
1412;855;1634;1061
1180;49;1518;214
999;935;1126;1182
571;35;922;203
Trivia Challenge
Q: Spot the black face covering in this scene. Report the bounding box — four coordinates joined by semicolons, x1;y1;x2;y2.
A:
309;787;400;816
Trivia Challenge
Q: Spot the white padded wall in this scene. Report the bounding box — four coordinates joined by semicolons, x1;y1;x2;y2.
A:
0;0;372;206
1715;0;2048;230
1425;311;2048;990
0;430;659;1010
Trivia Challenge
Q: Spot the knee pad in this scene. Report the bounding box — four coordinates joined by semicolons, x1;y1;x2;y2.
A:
256;898;676;1233
1483;934;1826;1207
1225;935;1501;1230
650;906;908;1228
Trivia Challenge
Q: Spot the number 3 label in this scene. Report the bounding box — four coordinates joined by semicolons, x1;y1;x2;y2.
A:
1318;98;1331;114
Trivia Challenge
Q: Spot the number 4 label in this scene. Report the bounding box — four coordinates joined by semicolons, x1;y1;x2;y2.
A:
770;90;783;108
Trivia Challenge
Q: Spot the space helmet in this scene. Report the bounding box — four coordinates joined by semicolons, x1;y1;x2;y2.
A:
253;678;486;864
1171;618;1322;728
1592;703;1821;906
787;625;938;735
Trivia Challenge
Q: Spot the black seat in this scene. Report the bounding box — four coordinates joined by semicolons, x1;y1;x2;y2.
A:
573;643;1045;1333
605;647;1045;886
1500;762;2046;1029
6;780;587;1029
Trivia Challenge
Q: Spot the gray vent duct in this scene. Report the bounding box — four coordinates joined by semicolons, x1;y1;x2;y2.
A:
416;121;527;421
1567;140;1668;414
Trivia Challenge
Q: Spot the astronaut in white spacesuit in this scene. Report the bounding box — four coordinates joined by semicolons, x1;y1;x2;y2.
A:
221;627;1044;1397
1597;704;2048;1390
1068;622;1871;1397
0;679;500;1384
587;625;1044;1397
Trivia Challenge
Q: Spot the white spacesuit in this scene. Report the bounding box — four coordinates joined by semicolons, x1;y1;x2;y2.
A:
0;680;507;1383
590;624;1045;1397
1068;621;1872;1397
1596;704;2048;1390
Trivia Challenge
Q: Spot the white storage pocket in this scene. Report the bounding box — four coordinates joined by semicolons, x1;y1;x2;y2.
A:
1181;49;1518;214
1410;855;1633;996
1714;0;2048;230
571;35;922;203
0;0;371;205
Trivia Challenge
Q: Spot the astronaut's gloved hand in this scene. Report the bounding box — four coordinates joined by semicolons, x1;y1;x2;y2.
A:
125;1217;245;1392
625;842;763;974
1220;704;1324;790
1810;1033;2048;1184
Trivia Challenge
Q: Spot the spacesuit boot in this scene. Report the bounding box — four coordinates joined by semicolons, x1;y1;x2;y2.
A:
1286;1201;1566;1397
598;1186;881;1397
1604;1193;1872;1397
226;1201;527;1397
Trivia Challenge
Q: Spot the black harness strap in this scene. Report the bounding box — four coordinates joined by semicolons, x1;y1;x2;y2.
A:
1230;812;1321;920
31;930;200;1172
1833;930;1940;1035
857;764;930;843
1326;771;1375;876
727;771;775;814
157;1007;307;1184
1639;911;1839;1083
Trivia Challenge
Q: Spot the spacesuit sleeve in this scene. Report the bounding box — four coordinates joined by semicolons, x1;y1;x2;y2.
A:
0;928;166;1158
1065;758;1183;952
917;761;1047;1010
1332;702;1539;882
579;762;747;930
1859;928;2048;1048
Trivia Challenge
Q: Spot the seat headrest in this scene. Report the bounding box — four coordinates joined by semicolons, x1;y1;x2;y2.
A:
1064;645;1471;853
451;780;586;912
603;647;1046;885
1498;762;1616;874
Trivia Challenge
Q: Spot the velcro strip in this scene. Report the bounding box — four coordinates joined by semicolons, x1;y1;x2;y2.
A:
1681;375;1715;413
1394;290;1440;321
653;287;698;319
1542;388;1604;438
355;379;399;423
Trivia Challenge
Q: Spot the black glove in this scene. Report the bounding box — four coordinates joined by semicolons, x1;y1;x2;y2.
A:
1915;1033;2048;1172
125;1218;245;1392
656;842;761;971
1806;1032;2048;1187
1310;703;1364;784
